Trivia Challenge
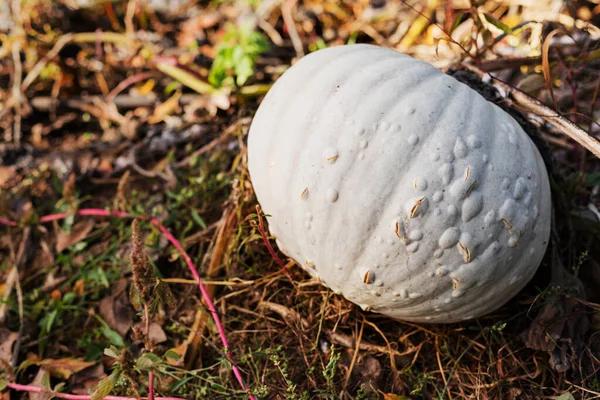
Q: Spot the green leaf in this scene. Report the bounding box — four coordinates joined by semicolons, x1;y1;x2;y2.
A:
62;291;76;304
586;172;600;187
169;375;194;392
157;62;216;94
43;309;58;333
210;383;227;392
556;393;575;400
164;350;181;361
449;12;468;34
101;326;124;348
0;379;8;391
235;56;254;86
41;370;51;389
103;346;119;359
483;14;513;34
91;369;119;400
208;23;268;88
136;353;162;370
53;382;66;393
190;210;207;230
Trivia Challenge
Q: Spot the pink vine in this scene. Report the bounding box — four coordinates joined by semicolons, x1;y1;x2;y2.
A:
0;208;254;400
6;382;181;400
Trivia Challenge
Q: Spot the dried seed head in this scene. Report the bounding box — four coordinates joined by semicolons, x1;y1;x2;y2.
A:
131;219;154;305
116;170;131;211
63;173;76;201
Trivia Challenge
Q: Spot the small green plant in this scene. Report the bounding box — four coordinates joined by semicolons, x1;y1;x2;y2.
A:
323;345;340;394
266;346;309;399
209;22;269;88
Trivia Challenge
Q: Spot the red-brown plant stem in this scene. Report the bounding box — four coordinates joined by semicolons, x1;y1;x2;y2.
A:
105;71;155;102
0;208;254;400
145;305;154;400
6;383;181;400
255;205;292;280
0;217;16;226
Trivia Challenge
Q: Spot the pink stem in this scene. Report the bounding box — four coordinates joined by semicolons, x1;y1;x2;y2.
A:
7;383;182;400
0;217;16;226
95;28;103;59
105;71;156;102
1;208;254;400
145;305;154;400
148;371;155;400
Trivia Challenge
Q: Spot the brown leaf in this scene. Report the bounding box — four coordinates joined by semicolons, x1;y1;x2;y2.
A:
34;357;96;380
382;394;412;400
28;368;52;400
73;279;85;296
56;219;95;253
0;166;16;186
148;322;167;343
148;91;182;124
69;364;107;395
41;269;68;293
541;29;560;86
351;355;382;395
0;328;19;366
132;321;168;344
99;284;133;337
522;248;591;372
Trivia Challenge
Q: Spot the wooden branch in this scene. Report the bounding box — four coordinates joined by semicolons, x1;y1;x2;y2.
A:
463;63;600;160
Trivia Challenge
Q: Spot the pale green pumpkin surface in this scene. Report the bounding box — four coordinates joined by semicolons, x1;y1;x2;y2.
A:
248;44;551;323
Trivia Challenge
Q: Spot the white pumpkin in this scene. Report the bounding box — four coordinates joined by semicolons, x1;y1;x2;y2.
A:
247;44;551;323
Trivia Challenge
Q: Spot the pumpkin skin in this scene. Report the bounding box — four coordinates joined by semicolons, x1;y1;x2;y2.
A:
247;44;551;323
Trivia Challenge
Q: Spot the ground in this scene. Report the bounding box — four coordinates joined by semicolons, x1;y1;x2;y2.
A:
0;1;600;399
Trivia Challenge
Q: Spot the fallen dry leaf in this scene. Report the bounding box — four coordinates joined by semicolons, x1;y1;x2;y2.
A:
31;357;97;380
148;322;167;343
522;249;591;372
73;279;85;296
0;327;19;366
350;354;382;395
133;321;168;344
382;394;412;400
0;166;16;186
28;368;51;400
148;91;182;124
56;219;95;253
41;268;68;293
165;341;188;367
99;279;133;336
69;364;107;395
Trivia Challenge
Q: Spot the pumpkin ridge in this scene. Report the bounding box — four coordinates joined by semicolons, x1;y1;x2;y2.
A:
254;48;389;256
316;63;445;280
363;74;468;308
469;107;548;301
407;88;496;318
284;54;408;263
